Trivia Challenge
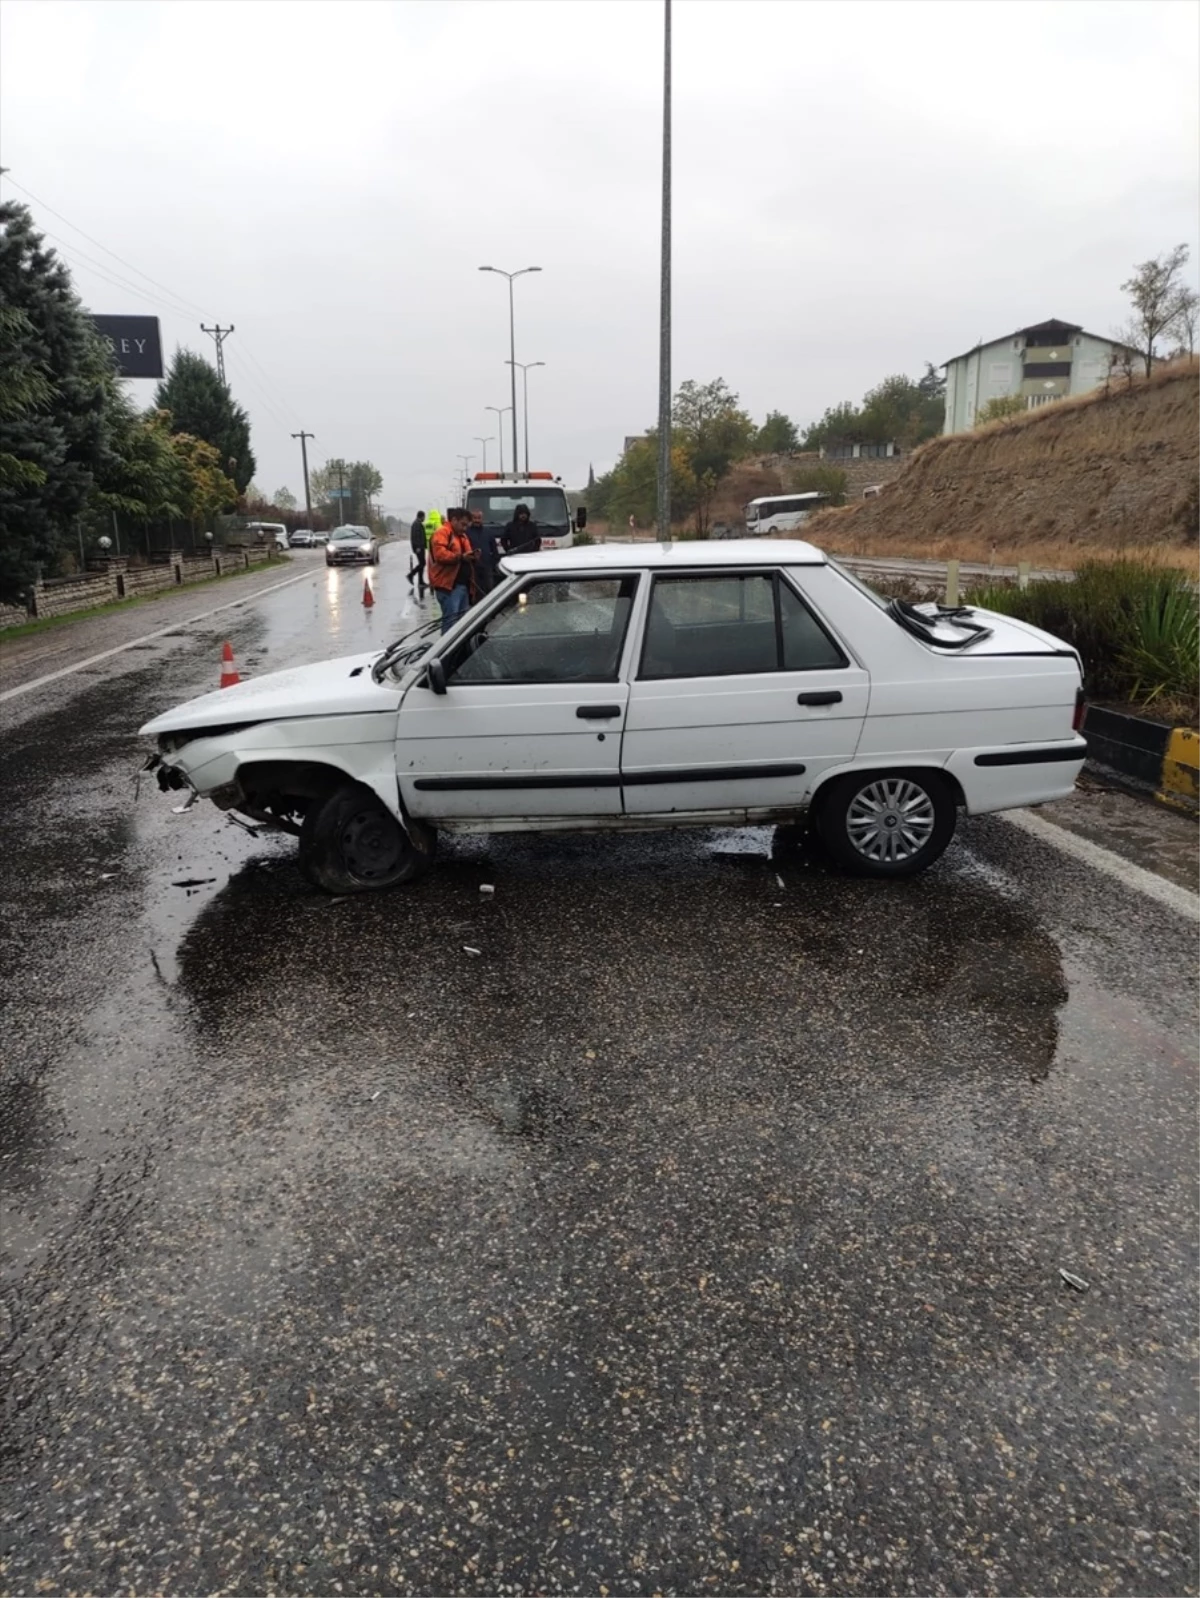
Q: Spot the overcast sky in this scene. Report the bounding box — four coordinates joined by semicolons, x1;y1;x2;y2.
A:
2;0;1197;518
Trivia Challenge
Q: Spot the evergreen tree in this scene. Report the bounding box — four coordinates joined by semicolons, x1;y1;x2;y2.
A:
154;348;256;493
0;200;118;603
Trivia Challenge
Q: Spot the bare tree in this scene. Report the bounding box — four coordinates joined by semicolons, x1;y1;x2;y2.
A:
1120;244;1191;375
1169;284;1199;357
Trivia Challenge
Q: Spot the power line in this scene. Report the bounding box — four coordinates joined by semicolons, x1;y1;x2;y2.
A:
222;346;298;436
42;231;204;322
2;174;213;318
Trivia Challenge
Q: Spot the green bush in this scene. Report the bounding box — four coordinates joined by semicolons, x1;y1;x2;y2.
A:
965;560;1199;712
787;465;849;506
572;530;595;546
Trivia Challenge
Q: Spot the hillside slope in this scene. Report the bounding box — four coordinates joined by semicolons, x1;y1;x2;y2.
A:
805;358;1198;564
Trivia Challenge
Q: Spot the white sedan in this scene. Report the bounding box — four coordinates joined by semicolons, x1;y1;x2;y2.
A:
140;542;1087;893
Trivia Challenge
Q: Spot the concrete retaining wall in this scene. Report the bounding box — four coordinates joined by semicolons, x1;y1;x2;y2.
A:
8;550;282;628
30;573;115;618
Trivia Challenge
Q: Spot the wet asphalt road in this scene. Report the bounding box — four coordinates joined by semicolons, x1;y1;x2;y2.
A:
1;546;1197;1597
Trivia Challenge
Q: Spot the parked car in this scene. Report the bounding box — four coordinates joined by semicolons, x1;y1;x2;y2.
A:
290;528;318;548
246;521;290;552
325;525;378;566
140;541;1086;894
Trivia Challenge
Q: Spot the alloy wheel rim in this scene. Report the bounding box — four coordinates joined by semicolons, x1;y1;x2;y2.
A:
845;778;936;864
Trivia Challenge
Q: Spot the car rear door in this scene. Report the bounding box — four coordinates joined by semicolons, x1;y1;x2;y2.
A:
397;573;641;820
621;568;868;815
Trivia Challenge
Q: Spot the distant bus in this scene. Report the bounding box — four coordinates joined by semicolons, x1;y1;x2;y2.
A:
744;492;831;536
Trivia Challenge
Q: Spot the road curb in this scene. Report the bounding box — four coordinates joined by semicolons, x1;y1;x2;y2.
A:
1083;706;1198;816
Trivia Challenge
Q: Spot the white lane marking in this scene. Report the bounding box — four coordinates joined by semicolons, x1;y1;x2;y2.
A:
1001;807;1199;921
0;569;317;705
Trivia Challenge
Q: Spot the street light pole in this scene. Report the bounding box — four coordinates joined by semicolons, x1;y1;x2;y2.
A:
457;455;473;498
657;0;672;541
479;265;542;475
507;361;545;475
473;435;494;473
485;406;512;475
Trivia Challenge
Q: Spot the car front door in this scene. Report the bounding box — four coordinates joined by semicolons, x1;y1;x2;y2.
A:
397;573;640;820
621;568;868;816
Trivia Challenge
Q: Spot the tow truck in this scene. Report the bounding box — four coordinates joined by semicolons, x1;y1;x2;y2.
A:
463;471;587;552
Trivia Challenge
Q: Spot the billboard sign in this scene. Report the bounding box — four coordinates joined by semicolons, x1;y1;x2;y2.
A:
91;315;164;379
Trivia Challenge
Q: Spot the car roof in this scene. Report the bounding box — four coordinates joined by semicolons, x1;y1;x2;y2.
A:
503;539;826;574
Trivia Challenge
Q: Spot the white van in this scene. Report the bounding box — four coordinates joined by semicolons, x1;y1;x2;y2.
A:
246;521;290;552
744;493;831;536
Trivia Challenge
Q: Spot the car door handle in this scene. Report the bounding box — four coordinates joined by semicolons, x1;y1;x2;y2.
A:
576;704;623;719
796;690;842;706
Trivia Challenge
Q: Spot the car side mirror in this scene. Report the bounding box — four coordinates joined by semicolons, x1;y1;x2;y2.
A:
426;658;447;695
575;506;588;530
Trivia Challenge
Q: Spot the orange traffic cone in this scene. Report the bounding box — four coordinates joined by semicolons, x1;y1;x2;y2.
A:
219;641;240;688
362;576;375;608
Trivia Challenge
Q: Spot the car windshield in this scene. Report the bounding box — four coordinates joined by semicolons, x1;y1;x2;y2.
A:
371;617;443;682
465;487;570;531
331;528;364;541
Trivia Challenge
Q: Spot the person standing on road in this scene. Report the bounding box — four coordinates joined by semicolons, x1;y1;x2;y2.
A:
408;511;427;594
501;503;541;556
467;508;499;598
428;507;476;632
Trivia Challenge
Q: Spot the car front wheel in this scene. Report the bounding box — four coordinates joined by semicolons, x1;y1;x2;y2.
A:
816;770;956;878
298;782;434;893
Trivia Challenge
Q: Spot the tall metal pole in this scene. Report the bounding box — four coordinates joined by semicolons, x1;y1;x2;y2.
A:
507;277;519;476
486;407;511;476
656;0;672;541
200;323;235;384
457;455;473;495
522;366;530;475
474;436;493;473
337;461;347;524
292;430;315;532
507;361;545;475
479;267;541;476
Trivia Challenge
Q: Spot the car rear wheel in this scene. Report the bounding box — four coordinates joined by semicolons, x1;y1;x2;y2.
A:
816;770;956;878
298;782;433;893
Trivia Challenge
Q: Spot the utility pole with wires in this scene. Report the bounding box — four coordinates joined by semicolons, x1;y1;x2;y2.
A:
291;431;315;533
337;461;349;523
656;0;672;541
200;322;235;384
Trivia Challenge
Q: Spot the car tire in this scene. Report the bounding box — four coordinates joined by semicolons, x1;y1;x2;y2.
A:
815;770;956;878
298;782;434;894
326;558;334;567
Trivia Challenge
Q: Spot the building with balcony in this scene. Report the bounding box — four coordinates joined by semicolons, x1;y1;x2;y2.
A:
942;317;1123;433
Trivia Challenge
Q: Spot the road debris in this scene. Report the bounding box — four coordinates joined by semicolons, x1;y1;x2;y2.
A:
171;877;216;888
1059;1268;1089;1292
463;945;482;956
479;883;495;898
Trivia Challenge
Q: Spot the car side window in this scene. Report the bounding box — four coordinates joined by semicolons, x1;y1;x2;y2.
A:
778;577;847;670
641;574;777;678
640;572;846;679
445;576;638;685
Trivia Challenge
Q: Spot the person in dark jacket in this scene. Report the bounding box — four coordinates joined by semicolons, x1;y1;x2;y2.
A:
467;509;500;597
408;511;427;593
501;503;541;555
